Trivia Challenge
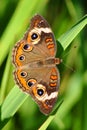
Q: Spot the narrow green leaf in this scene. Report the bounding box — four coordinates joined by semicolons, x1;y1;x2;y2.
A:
1;85;28;120
0;51;12;104
39;115;55;130
58;14;87;50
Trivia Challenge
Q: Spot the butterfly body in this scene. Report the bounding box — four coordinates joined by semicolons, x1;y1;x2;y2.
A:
12;15;61;115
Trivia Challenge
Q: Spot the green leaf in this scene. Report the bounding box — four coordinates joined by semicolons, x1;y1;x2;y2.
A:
0;86;28;129
1;86;28;120
58;14;87;50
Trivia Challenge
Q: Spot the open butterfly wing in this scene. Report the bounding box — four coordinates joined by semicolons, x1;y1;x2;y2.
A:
14;66;60;115
12;15;57;67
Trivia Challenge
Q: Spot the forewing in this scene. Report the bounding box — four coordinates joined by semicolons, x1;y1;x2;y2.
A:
12;15;57;67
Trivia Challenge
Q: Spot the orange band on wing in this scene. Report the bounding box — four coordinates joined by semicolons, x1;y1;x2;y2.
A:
27;34;31;43
15;42;24;66
47;43;54;49
49;83;57;87
17;70;30;90
45;38;52;43
50;75;57;80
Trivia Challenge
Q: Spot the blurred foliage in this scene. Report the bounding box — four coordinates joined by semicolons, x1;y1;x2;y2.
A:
0;0;87;130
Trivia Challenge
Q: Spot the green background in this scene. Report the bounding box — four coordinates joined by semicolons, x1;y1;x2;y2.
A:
0;0;87;130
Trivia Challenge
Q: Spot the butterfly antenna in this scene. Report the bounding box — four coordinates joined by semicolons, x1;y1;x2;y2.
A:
62;61;76;72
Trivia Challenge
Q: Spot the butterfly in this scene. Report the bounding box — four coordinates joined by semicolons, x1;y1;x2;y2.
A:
12;14;62;115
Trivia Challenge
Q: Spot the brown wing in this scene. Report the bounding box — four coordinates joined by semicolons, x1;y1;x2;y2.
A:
14;66;60;115
12;15;57;67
